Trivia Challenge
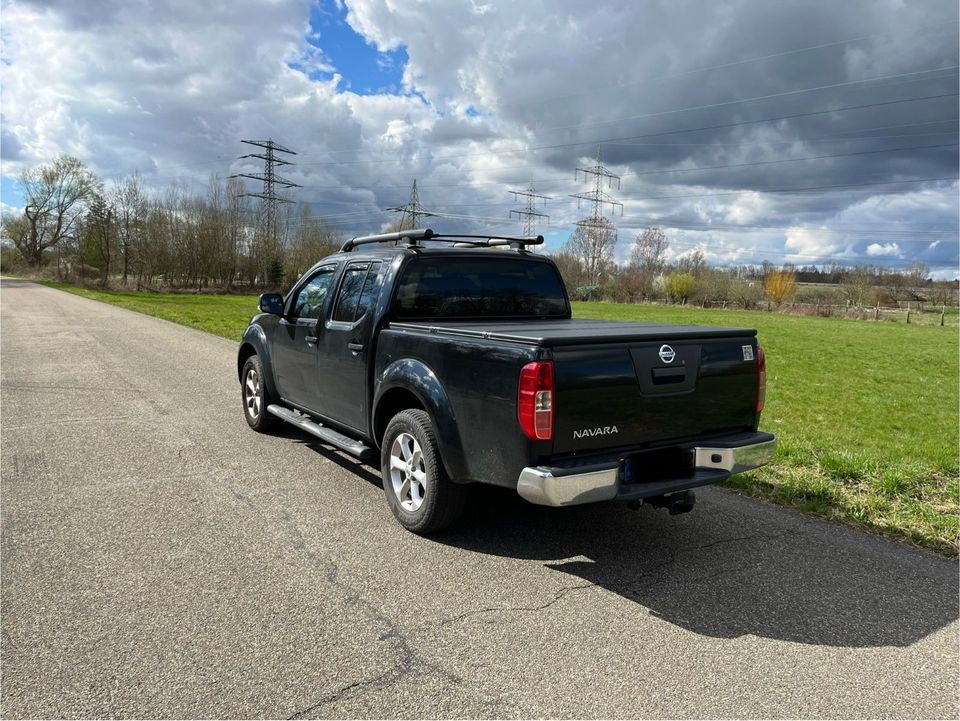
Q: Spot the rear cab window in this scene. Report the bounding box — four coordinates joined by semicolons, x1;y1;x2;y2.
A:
332;261;384;324
393;256;569;320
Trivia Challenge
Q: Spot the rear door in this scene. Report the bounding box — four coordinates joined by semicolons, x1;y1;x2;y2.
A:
551;336;759;454
315;260;384;432
273;264;337;409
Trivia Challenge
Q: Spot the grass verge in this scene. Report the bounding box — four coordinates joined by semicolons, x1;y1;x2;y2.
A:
32;281;960;555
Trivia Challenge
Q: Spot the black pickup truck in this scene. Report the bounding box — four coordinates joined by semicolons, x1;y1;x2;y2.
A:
238;229;776;533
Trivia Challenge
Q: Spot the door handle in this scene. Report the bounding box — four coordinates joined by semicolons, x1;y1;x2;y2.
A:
305;336;318;344
348;342;364;353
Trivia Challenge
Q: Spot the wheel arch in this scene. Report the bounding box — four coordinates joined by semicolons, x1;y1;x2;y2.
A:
237;326;280;401
373;359;468;481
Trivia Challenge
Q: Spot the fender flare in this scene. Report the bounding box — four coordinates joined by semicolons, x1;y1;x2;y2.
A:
238;324;281;401
373;358;468;481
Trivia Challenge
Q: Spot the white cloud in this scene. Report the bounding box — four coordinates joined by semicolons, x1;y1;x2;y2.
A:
865;242;902;257
784;226;839;262
0;0;956;276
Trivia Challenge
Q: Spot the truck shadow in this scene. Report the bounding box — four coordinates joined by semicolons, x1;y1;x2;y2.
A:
280;434;957;649
434;485;959;649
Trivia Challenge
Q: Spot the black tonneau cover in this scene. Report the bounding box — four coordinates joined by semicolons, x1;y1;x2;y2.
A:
389;319;756;346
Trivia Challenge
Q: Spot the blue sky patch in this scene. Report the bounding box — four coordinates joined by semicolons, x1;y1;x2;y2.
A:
298;0;408;95
1;175;24;211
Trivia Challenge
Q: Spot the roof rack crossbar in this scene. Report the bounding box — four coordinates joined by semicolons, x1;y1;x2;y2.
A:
341;228;435;252
431;233;545;250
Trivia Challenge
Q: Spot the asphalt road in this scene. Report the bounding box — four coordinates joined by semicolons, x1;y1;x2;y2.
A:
1;278;957;719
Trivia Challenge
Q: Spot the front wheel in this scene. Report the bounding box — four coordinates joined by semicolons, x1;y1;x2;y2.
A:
241;354;278;432
381;409;466;533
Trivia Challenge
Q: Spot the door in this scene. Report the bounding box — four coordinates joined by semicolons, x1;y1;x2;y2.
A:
316;261;383;432
273;265;337;410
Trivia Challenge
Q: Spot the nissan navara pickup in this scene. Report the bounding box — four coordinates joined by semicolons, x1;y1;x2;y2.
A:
238;229;776;533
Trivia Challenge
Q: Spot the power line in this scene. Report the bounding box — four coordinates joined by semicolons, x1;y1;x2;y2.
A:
506;19;960;110
292;91;959;169
537;65;959;134
621;142;959;177
624;175;959;202
138;92;958;183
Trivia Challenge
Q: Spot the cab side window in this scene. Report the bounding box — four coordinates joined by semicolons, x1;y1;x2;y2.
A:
292;268;335;319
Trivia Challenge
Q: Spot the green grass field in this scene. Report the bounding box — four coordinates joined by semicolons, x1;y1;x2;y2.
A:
36;281;960;555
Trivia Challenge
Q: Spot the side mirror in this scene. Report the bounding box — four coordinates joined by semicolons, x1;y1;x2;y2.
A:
259;293;284;315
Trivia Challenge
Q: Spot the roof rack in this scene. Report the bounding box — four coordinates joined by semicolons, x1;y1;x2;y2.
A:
439;234;545;250
341;228;544;252
341;228;435;252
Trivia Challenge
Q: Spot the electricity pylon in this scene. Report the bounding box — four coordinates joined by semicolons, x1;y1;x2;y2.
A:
509;182;551;236
387;179;435;229
230;139;301;268
569;145;624;281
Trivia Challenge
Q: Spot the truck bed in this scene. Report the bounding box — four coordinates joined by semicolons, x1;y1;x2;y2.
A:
388;318;756;346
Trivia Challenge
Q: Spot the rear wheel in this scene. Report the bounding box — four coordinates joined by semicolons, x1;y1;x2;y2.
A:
381;409;466;533
241;354;278;432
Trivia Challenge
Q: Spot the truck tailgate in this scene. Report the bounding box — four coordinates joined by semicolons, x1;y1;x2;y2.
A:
552;335;759;454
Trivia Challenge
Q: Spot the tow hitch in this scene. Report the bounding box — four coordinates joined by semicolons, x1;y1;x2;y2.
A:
629;490;697;515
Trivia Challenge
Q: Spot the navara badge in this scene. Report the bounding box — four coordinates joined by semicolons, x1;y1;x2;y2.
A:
658;344;676;363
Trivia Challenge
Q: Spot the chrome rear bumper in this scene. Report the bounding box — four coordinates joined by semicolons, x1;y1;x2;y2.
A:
517;434;777;507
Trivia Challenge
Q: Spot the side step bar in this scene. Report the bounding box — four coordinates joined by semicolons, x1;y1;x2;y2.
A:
266;404;378;463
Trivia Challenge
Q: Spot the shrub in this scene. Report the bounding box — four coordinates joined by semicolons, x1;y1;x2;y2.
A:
664;272;696;304
764;270;797;306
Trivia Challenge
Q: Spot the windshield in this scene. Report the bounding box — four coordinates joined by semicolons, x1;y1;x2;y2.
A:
393;256;570;320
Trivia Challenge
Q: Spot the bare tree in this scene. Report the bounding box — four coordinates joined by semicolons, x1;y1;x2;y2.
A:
674;249;705;277
629;227;668;298
287;205;340;277
841;265;874;307
112;173;147;286
15;156;100;267
730;278;762;309
549;251;587;295
564;217;616;283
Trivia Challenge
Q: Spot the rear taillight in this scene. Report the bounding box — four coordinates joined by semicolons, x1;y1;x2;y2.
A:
756;345;766;413
518;361;554;441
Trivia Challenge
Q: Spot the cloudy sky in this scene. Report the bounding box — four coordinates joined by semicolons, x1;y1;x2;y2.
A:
2;0;958;276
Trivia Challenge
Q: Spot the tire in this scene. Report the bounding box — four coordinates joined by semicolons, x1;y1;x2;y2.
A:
381;409;466;534
241;354;278;433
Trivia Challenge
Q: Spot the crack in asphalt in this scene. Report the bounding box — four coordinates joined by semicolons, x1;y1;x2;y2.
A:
227;495;810;716
617;525;806;597
229;490;463;719
432;523;808;630
437;581;598;627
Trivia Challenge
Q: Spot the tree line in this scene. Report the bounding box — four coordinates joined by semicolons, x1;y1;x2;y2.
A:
1;155;956;307
0;155;341;290
554;226;957;309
